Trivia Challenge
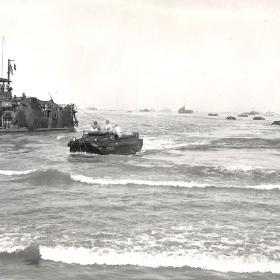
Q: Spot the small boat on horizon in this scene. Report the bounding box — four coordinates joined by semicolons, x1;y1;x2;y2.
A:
226;116;236;120
271;120;280;125
246;110;259;116
238;113;249;117
253;116;265;120
139;108;150;112
178;105;194;114
208;113;219;116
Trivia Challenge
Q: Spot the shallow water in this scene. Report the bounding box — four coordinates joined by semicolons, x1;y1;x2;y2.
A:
0;111;279;279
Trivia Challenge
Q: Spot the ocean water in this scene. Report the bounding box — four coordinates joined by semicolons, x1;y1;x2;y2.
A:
0;111;280;280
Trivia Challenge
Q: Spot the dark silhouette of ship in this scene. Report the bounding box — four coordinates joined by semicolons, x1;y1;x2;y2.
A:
178;105;193;114
238;113;249;117
226;116;236;120
0;59;78;132
68;131;143;155
139;108;150;112
245;110;259;116
253;116;265;120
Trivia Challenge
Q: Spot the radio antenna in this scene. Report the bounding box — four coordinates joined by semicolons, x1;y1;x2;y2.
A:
1;37;4;77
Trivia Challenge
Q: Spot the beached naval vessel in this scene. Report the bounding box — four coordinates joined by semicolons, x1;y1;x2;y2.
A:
0;59;78;132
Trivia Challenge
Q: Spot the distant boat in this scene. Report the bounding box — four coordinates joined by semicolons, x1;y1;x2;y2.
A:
226;116;236;120
139;108;150;112
178;105;194;114
238;113;249;117
208;113;219;116
246;110;259;116
253;116;265;120
271;120;280;125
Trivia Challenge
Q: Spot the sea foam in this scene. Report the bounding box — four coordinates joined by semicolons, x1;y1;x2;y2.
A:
1;241;279;273
71;175;209;188
0;169;36;176
39;245;280;273
71;174;280;190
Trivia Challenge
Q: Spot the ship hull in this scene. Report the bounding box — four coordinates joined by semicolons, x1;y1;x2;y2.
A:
0;97;78;132
1;59;78;132
0;127;75;133
68;132;143;155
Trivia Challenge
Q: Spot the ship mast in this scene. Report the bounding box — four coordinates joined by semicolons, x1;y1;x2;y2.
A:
7;59;11;86
1;37;4;77
7;59;15;87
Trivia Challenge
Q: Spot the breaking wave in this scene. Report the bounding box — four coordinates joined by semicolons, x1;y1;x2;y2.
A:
0;169;36;176
241;184;280;190
71;175;210;188
71;174;280;191
1;168;279;191
39;245;280;273
174;164;279;178
1;166;279;191
2;244;278;273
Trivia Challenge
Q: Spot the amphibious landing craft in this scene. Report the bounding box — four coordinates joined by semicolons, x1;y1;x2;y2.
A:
68;131;143;155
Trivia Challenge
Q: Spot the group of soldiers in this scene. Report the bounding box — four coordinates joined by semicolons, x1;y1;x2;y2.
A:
91;120;122;136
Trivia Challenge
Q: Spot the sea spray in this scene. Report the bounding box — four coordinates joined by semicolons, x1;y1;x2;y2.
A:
39;245;280;273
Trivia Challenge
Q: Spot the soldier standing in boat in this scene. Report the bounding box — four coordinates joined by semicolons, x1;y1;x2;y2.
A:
113;124;122;137
105;120;112;132
91;121;101;131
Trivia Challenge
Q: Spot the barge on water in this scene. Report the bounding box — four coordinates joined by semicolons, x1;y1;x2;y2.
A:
0;59;78;133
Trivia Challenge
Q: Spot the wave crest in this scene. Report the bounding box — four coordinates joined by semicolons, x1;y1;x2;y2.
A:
40;245;280;273
71;174;280;190
0;169;36;176
71;175;209;188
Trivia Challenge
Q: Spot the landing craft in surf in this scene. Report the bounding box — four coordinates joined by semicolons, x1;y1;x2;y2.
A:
0;59;78;133
68;131;143;155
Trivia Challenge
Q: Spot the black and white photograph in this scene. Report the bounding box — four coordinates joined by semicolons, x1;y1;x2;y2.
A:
0;1;279;279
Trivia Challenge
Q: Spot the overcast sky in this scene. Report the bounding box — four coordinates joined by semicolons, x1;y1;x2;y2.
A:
1;0;280;112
